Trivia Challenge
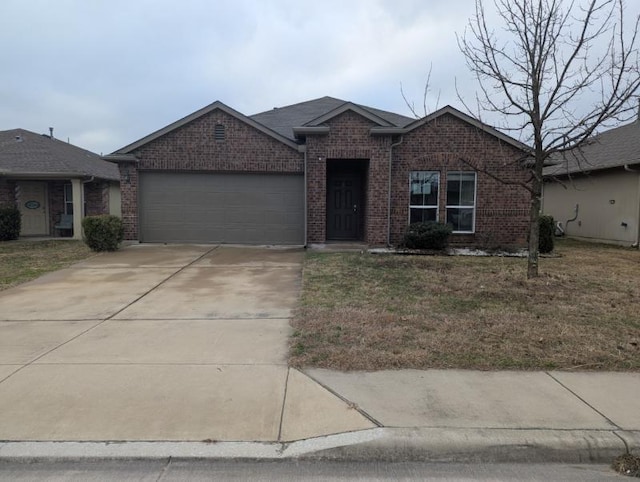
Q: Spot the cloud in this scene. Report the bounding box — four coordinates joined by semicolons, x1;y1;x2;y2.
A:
1;0;638;153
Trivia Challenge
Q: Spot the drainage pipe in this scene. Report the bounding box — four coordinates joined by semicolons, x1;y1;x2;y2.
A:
301;146;308;248
565;203;579;232
387;135;403;246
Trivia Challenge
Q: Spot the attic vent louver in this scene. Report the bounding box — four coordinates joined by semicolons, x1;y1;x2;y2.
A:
214;124;225;141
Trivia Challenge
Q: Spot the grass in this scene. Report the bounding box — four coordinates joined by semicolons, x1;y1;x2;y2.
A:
0;240;94;291
290;238;640;371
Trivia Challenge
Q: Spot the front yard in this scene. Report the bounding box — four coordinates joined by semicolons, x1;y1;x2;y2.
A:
290;239;640;371
0;240;93;291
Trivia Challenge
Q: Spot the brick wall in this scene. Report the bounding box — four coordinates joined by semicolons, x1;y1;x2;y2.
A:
48;181;65;235
390;114;530;248
120;105;530;247
0;180;16;207
85;182;109;216
119;108;303;240
306;111;391;245
119;163;139;240
47;181;111;236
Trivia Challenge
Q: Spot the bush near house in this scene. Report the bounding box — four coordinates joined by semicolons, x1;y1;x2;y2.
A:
539;214;555;254
0;206;21;241
82;215;124;252
403;222;453;250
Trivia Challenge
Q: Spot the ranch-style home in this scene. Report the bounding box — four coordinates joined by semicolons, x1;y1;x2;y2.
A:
0;128;120;239
105;97;531;248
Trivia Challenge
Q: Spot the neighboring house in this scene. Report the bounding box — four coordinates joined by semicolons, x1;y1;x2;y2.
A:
0;129;120;239
543;120;640;247
105;97;531;247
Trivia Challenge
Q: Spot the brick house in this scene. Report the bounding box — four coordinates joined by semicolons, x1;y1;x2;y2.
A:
0;128;120;239
105;97;530;248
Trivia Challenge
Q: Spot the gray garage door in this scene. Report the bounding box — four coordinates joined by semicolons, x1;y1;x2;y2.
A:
139;172;304;244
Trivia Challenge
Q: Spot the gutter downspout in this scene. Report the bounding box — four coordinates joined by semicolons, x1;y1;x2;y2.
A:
301;145;308;248
565;204;579;233
387;135;404;246
624;164;640;248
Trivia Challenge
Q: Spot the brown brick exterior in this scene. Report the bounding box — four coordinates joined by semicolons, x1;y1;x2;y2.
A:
306;111;391;245
0;179;16;207
390;114;530;248
48;181;66;234
85;182;110;216
0;179;111;237
120;106;530;248
118;109;303;240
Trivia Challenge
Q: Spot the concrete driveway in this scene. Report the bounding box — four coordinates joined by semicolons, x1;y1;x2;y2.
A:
0;245;373;442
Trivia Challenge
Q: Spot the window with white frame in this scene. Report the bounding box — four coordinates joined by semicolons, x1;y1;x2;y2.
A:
409;171;439;224
446;172;476;232
64;183;73;215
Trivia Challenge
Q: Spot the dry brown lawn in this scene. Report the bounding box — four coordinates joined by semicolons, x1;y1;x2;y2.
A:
0;240;93;291
290;239;640;371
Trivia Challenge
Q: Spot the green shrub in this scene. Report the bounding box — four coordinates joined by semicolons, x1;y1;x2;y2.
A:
539;214;555;254
0;206;21;241
403;222;453;250
82;215;124;252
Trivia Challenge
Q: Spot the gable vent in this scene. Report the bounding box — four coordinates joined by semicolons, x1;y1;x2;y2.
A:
214;124;225;141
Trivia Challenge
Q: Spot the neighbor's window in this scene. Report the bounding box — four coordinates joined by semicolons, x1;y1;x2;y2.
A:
64;183;73;215
409;171;439;223
446;172;476;233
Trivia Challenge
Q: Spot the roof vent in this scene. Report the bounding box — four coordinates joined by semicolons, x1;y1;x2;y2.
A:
214;124;225;141
15;135;22;142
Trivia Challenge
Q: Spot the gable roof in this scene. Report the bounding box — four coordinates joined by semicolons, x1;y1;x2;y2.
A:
112;100;300;155
250;96;414;139
0;128;119;180
108;97;527;159
370;105;531;153
543;121;640;177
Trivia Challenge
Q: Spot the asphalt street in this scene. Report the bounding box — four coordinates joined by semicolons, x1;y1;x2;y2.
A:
0;460;623;481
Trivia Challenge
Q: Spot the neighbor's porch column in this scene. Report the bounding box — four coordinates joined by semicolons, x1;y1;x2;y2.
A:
71;178;84;240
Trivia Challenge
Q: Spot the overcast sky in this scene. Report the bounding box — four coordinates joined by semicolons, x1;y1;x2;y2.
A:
2;0;639;155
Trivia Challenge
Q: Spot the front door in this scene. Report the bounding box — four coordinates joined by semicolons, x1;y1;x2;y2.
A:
18;182;48;236
326;173;362;240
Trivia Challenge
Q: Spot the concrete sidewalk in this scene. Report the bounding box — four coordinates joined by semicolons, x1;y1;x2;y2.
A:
0;368;638;462
0;244;638;462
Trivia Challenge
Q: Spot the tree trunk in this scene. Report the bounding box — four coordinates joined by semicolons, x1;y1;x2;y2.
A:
527;176;543;279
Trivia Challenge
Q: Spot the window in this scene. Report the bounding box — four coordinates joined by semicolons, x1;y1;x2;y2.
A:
64;183;73;215
214;124;225;141
63;183;86;216
446;172;476;232
409;171;439;223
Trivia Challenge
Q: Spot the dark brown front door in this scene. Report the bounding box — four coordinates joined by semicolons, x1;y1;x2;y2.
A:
327;173;362;240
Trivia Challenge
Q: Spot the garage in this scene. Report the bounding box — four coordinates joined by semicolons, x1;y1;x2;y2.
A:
139;172;304;244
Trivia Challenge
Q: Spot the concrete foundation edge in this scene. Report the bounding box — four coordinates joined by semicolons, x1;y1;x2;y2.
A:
0;428;637;463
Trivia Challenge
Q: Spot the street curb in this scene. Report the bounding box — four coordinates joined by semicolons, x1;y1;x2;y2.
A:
0;428;636;463
295;428;635;463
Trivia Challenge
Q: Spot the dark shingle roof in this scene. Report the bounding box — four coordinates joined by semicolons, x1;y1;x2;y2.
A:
0;128;119;181
544;121;640;177
249;96;415;139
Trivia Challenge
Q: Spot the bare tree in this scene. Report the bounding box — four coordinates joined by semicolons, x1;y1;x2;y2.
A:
459;0;640;278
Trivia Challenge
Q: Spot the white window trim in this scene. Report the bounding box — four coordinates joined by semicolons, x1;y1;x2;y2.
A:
408;171;440;224
446;172;477;234
64;183;73;215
